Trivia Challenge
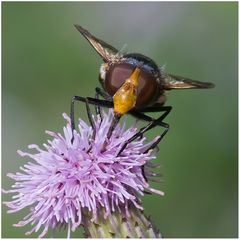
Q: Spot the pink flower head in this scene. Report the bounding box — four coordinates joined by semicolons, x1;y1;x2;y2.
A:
3;110;164;238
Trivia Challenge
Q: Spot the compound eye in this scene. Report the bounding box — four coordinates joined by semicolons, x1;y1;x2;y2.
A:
105;62;159;108
105;63;134;96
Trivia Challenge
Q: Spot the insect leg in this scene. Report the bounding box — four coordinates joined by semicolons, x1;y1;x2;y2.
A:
95;90;102;120
137;106;172;152
140;104;172;114
128;108;171;182
85;97;96;140
70;96;113;141
94;87;112;120
95;87;112;100
117;106;172;156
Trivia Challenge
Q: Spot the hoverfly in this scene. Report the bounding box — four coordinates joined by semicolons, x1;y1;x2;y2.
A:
71;25;214;156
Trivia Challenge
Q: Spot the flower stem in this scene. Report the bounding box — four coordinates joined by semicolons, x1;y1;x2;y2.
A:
82;205;161;238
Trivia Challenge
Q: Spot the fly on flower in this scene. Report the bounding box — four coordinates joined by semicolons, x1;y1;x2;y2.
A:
71;25;215;155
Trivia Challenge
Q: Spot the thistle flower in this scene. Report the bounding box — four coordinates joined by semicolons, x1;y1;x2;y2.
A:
3;110;164;238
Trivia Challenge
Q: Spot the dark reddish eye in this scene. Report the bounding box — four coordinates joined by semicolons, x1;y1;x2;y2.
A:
104;62;160;108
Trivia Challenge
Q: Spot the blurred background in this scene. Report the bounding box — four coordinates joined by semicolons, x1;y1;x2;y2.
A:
2;2;237;238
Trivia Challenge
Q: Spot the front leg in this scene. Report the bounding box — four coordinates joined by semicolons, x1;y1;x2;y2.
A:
94;87;112;121
70;95;113;142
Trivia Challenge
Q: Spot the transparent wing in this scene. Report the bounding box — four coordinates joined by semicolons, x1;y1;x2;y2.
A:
74;25;119;62
163;74;215;90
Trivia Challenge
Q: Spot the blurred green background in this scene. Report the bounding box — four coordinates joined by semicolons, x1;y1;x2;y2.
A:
2;2;237;238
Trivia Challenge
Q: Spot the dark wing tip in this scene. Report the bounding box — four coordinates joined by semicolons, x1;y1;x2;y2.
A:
73;24;80;29
74;24;88;35
183;79;215;89
204;82;215;88
164;74;215;90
